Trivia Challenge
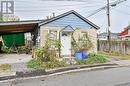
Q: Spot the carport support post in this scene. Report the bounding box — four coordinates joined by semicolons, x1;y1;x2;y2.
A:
31;26;39;47
0;12;3;21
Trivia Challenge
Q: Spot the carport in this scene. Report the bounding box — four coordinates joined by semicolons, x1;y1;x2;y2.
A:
0;20;41;46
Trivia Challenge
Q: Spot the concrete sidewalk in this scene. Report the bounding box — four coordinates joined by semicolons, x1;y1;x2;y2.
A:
112;60;130;66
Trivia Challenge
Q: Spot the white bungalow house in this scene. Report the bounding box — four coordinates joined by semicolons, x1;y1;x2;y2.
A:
37;10;100;57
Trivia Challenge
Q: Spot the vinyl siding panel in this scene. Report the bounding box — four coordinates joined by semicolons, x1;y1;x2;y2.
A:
45;14;92;29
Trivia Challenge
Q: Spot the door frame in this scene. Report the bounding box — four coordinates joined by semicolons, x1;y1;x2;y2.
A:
60;33;72;57
59;25;75;57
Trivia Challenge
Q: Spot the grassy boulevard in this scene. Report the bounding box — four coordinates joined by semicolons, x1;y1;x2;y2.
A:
0;64;11;73
98;51;130;60
27;53;108;70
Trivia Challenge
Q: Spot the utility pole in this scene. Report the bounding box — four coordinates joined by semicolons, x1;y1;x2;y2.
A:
107;0;111;52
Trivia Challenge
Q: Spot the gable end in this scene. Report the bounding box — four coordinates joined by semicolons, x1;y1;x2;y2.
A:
39;10;100;29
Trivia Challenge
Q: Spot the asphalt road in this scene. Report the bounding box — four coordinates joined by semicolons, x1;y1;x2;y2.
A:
1;67;130;86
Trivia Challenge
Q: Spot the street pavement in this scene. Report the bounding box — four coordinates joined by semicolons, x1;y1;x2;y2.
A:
1;66;130;86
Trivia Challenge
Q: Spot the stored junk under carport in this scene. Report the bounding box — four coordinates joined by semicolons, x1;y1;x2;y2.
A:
0;20;41;47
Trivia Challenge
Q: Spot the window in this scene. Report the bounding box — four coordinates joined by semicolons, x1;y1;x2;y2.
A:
62;31;71;36
49;30;57;40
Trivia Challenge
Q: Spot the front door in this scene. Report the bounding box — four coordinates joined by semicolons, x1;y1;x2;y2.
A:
60;32;71;56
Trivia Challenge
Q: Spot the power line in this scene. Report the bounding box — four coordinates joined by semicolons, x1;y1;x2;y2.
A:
15;4;102;9
13;0;106;16
16;0;105;4
15;1;103;8
86;0;127;18
14;4;101;12
9;0;130;20
14;9;96;14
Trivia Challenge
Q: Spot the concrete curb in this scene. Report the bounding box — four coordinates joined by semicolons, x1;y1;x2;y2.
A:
0;63;118;83
46;63;118;74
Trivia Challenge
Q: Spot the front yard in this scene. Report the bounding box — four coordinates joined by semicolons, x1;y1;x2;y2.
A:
27;52;108;69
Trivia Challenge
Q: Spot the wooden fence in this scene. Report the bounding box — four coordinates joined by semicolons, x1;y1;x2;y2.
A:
98;40;130;54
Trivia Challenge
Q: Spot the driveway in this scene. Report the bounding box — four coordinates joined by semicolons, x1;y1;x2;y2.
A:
0;54;32;64
0;54;33;74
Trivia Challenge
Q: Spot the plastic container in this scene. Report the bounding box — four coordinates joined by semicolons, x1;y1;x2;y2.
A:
75;52;88;60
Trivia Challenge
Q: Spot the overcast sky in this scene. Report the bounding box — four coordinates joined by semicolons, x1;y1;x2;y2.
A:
10;0;130;33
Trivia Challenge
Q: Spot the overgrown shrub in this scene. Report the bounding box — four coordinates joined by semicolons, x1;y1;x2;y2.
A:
42;59;67;69
33;38;60;62
1;46;12;53
76;59;87;65
1;46;31;54
27;58;67;69
87;53;108;64
27;59;43;69
34;48;44;61
72;32;93;53
18;46;31;54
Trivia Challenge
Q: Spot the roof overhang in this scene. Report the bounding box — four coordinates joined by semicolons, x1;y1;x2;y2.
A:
0;20;41;35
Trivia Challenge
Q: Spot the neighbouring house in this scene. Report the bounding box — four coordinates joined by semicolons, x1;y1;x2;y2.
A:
2;14;20;21
38;10;100;57
0;10;100;57
98;32;108;40
98;32;119;41
120;25;130;40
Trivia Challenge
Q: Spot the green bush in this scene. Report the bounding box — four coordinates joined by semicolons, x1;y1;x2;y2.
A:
76;53;108;65
27;59;43;69
87;53;108;64
34;48;44;61
42;59;67;69
1;46;12;53
18;46;31;54
27;58;67;69
76;59;87;65
33;47;57;62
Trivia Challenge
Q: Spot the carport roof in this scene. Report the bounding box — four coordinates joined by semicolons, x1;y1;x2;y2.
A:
0;20;43;35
